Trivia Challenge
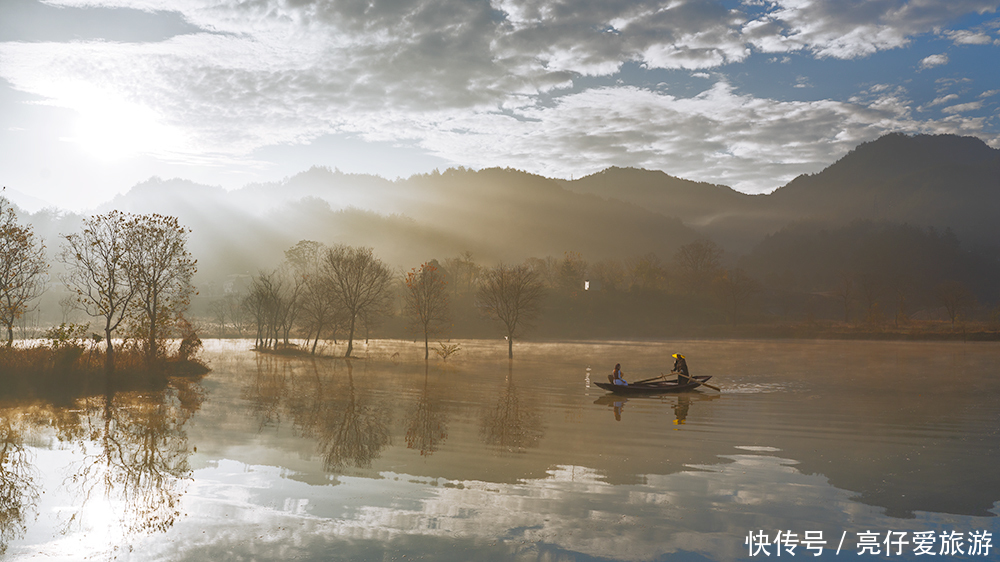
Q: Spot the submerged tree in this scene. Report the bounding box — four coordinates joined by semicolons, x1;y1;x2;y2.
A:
477;263;544;359
60;211;137;372
0;197;47;346
403;262;449;360
322;245;392;358
127;214;197;363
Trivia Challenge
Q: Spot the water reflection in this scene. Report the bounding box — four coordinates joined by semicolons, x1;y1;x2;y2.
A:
244;355;394;471
593;393;719;425
0;374;205;556
0;410;39;555
404;362;448;456
242;353;289;430
479;361;543;454
312;360;391;470
68;380;203;537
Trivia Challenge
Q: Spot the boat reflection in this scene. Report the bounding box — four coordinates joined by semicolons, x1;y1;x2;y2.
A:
593;393;720;426
480;361;542;454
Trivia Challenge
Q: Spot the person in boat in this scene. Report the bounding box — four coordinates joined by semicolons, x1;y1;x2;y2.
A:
609;363;628;386
671;353;690;384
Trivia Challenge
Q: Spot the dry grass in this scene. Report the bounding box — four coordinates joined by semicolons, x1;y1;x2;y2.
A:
0;343;209;405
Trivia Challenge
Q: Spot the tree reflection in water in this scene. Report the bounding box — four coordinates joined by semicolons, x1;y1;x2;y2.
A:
279;358;391;471
480;361;542;454
67;377;204;539
242;353;289;430
0;411;39;555
404;362;448;456
314;360;390;470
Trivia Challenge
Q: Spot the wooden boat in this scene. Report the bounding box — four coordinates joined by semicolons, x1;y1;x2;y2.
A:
594;375;712;395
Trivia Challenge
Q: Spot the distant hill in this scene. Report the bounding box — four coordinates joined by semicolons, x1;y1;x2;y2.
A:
767;133;1000;243
29;132;1000;298
89;167;702;290
559;134;1000;252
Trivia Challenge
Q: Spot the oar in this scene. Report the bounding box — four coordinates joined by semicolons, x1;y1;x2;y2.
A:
633;374;668;385
662;372;722;392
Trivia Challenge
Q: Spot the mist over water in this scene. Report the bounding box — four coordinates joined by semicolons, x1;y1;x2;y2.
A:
2;339;998;561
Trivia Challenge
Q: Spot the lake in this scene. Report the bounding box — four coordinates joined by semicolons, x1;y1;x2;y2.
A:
2;339;998;561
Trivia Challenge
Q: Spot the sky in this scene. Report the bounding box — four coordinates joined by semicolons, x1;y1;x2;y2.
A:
1;0;999;212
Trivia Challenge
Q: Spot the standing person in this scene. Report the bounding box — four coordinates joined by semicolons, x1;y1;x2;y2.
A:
609;363;628;386
672;354;690;384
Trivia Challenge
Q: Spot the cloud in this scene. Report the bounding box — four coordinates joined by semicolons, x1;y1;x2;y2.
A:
743;0;1000;59
919;53;949;68
3;0;1000;196
926;93;960;106
942;100;984;114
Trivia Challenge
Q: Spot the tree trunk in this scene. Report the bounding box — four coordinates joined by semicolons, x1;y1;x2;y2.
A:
507;335;513;359
105;327;115;373
5;323;12;347
424;329;429;360
345;315;356;358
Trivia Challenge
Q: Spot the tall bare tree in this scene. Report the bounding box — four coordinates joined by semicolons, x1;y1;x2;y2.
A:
285;240;344;354
126;214;196;363
404;262;449;359
477;263;544;359
935;280;976;326
0;197;47;346
674;239;723;294
60;211;137;372
323;245;392;358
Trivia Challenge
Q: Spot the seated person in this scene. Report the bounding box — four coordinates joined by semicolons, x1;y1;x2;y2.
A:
609;363;628;385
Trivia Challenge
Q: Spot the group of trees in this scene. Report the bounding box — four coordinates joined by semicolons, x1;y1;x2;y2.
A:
231;237;767;358
241;242;395;358
0;197;197;372
233;241;551;359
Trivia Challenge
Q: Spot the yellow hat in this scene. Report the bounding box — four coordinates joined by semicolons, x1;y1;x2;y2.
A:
672;353;685;359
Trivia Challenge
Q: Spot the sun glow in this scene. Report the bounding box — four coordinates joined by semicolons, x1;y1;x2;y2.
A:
70;84;183;161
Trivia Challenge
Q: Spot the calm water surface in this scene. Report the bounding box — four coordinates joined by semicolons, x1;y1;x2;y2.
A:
2;339;999;561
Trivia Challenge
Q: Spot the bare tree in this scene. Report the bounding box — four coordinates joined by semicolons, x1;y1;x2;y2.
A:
0;197;47;346
60;211;137;372
674;239;723;294
244;270;294;351
444;251;480;295
832;272;854;324
285;240;343;354
322;245;392;358
477;263;544;359
126;214;196;363
935;280;976;326
404;262;449;360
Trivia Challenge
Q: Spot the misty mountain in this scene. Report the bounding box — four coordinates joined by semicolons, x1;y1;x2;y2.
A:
767;133;1000;243
558;167;771;253
560;133;1000;253
21;132;998;305
92;167;701;289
